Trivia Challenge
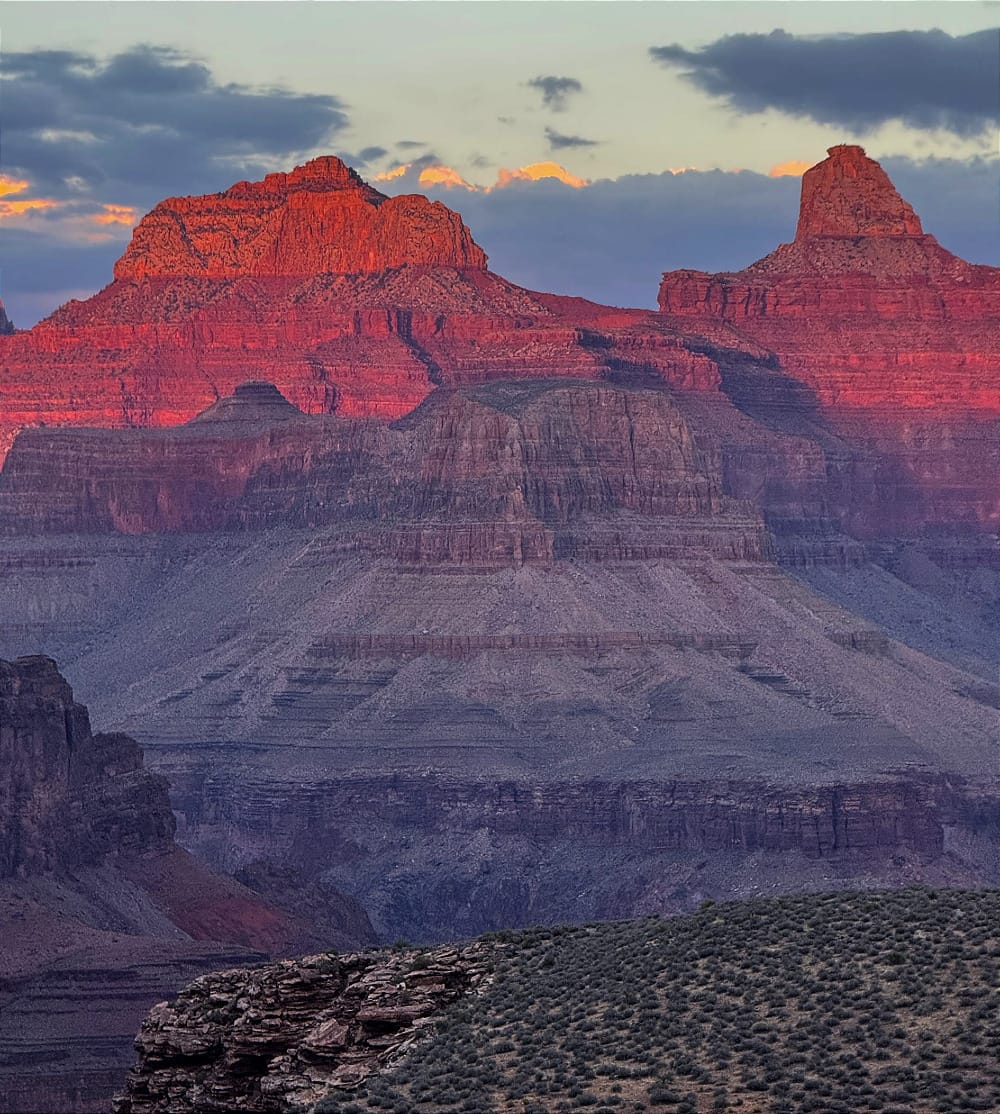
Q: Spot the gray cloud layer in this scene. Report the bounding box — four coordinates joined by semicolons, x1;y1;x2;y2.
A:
527;75;583;111
545;127;601;150
7;154;995;328
2;45;349;206
650;29;1000;136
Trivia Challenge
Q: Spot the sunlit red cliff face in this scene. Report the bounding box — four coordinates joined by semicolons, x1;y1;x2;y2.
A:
0;155;714;457
114;156;488;280
659;144;1000;538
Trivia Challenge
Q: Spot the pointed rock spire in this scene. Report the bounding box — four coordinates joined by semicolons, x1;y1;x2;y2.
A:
795;145;923;240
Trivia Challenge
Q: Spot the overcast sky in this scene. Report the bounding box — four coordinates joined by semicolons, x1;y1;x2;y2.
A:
1;2;997;325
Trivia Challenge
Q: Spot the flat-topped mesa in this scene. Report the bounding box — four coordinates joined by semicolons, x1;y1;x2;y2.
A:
114;154;489;280
0;379;771;562
796;145;923;240
187;380;306;427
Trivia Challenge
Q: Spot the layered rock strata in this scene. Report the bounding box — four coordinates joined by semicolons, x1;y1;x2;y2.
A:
0;654;174;876
115;156;488;279
2;148;997;552
0;156;719;452
0;380;771;567
171;768;1000;943
0;518;992;943
0;144;996;1014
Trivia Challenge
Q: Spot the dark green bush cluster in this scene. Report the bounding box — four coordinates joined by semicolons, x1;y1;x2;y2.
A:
311;889;1000;1113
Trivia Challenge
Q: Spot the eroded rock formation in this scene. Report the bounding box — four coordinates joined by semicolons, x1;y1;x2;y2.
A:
795;143;924;239
0;146;998;1106
0;147;995;553
0;654;174;876
0;156;719;451
115;156;488;280
0;379;770;566
0;656;374;1113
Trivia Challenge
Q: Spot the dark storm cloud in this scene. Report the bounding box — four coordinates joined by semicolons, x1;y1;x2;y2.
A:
649;29;1000;136
527;75;583;111
408;152;443;169
545;127;601;150
1;44;350;206
338;146;388;166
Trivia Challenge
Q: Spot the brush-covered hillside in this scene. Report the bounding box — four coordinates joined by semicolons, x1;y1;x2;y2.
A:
118;889;1000;1114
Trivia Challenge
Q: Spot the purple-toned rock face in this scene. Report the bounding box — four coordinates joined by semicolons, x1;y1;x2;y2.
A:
0;653;374;1112
0;654;175;876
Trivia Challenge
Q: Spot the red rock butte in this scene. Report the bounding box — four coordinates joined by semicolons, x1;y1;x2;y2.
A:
0;154;714;454
115;155;488;279
661;145;1000;391
657;144;1000;538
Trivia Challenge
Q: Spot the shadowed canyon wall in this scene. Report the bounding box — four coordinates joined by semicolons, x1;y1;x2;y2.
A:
0;656;373;1112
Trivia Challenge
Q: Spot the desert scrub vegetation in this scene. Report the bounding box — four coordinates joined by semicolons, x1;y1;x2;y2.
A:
310;889;1000;1114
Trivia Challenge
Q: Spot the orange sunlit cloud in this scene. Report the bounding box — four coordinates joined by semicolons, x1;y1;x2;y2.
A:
0;175;62;220
769;160;813;178
376;160;590;193
495;162;588;189
418;166;473;190
0;198;60;219
93;203;138;226
373;164;409;182
0;176;31;198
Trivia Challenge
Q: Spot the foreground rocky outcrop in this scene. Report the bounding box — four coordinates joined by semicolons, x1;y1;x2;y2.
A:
115;943;491;1113
116;890;1000;1114
0;656;373;1113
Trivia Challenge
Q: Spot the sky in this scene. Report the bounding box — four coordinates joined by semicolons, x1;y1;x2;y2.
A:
0;1;998;325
